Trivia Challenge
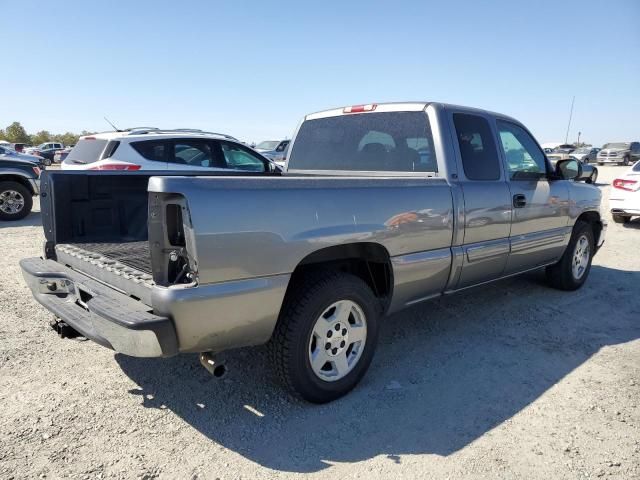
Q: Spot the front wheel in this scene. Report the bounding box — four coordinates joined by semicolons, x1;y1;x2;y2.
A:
269;272;380;403
622;156;630;166
0;181;33;221
546;221;594;290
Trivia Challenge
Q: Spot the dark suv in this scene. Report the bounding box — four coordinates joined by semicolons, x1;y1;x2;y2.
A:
0;156;41;220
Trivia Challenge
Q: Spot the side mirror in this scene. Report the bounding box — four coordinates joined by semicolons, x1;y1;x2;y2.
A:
555;159;582;180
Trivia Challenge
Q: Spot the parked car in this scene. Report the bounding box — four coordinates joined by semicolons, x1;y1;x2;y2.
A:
9;143;26;153
0;155;41;220
570;147;600;164
20;102;605;403
53;146;74;163
32;142;64;163
597;142;640;166
255;140;290;167
609;161;640;223
547;153;598;184
61;129;278;172
553;144;576;154
0;144;49;168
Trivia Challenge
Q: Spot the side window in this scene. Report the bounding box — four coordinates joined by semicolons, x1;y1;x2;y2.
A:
496;121;547;180
275;141;289;153
453;113;501;180
221;142;267;172
172;141;214;167
131;140;166;162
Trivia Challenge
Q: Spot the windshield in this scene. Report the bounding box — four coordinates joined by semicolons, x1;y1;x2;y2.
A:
288;111;437;173
37;143;49;149
574;147;590;154
65;139;109;164
256;141;279;150
603;143;630;149
633;161;640;172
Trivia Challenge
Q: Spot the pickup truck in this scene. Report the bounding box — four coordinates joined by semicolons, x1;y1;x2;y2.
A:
20;102;605;403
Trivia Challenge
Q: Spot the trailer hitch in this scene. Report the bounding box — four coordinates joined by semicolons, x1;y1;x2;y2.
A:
49;318;82;339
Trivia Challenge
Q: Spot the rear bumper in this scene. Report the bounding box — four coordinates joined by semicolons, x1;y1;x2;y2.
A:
20;257;178;357
20;256;291;357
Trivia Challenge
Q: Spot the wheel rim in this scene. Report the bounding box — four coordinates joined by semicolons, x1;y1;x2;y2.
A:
0;190;25;214
308;299;367;382
571;234;590;280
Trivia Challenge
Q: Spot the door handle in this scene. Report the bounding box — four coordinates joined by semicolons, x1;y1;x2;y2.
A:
513;194;527;208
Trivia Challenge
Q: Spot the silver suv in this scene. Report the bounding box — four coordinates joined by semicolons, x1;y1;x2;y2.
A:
597;142;640;166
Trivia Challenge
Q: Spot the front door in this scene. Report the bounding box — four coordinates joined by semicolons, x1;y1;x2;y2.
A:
495;120;570;274
451;112;513;289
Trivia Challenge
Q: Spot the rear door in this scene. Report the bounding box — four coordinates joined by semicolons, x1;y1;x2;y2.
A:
167;139;224;171
450;111;512;288
495;119;570;274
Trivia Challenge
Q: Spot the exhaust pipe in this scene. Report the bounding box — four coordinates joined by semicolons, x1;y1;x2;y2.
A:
199;352;228;378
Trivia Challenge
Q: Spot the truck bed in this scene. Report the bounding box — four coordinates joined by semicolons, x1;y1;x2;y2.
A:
64;241;152;274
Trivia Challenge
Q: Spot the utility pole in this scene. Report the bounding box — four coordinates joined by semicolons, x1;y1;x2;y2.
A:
577;131;581;146
564;96;575;144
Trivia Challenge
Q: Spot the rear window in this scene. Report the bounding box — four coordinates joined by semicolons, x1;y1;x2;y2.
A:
288;112;437;173
65;139;109;164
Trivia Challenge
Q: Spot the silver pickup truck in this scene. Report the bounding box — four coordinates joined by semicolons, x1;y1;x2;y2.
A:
21;102;605;403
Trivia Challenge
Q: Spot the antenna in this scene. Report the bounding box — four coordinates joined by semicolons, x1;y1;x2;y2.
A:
104;117;121;132
564;96;575;144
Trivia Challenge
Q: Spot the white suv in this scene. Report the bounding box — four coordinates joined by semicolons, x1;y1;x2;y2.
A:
61;129;277;172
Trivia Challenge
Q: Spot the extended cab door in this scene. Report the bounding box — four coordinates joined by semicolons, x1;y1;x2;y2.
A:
495;119;570;274
450;111;513;289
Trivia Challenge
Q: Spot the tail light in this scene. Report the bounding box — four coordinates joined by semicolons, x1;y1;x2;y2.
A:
88;163;141;171
612;178;639;191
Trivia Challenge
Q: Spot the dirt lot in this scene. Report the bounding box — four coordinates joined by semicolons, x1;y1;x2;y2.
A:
1;165;638;480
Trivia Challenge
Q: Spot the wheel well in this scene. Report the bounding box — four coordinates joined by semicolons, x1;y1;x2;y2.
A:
289;243;393;309
576;211;602;242
0;175;35;195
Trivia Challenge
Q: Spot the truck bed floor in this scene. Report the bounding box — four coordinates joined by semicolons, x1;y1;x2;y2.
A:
69;241;152;274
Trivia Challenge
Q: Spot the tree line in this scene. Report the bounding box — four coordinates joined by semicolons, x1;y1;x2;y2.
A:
0;121;92;147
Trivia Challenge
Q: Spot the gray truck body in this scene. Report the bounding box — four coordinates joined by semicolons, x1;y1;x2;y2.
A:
20;102;605;359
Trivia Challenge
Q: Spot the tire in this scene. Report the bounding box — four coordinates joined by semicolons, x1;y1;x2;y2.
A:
598;162;604;166
269;271;380;403
586;169;597;184
546;221;594;291
622;156;630;166
612;214;630;224
0;181;33;221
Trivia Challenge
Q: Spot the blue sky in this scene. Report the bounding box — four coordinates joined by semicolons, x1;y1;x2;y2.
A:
1;0;638;146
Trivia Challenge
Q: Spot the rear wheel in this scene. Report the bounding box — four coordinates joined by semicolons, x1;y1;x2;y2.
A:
546;221;594;291
269;271;380;403
612;214;631;224
0;181;32;221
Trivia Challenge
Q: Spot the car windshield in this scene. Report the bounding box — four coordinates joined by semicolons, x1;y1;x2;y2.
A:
36;143;49;149
633;161;640;172
603;143;630;149
256;141;279;150
65;139;109;164
574;148;590;154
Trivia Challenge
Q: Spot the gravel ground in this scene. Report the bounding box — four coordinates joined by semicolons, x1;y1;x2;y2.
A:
1;165;638;480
